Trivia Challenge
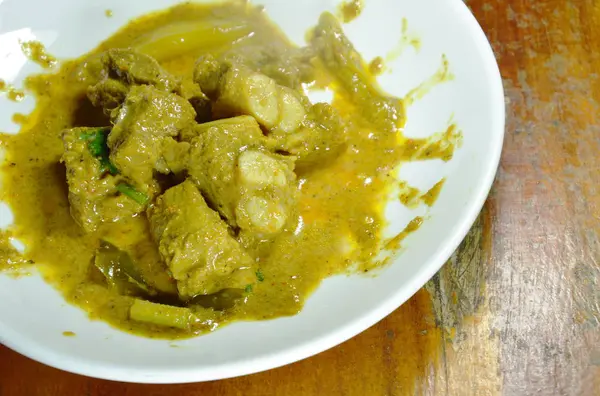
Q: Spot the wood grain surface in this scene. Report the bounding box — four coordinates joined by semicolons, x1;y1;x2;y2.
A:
1;0;600;394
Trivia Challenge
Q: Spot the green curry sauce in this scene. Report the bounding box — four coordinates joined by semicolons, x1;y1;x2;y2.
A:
0;2;458;338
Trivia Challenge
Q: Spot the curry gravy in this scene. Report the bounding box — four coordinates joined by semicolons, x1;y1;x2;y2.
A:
0;2;458;338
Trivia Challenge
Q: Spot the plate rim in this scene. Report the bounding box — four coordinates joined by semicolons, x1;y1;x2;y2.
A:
0;0;505;383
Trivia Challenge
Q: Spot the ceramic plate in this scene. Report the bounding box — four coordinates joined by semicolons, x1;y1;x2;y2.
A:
0;0;504;383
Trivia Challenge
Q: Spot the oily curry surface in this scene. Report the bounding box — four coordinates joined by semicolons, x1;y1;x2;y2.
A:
0;2;458;338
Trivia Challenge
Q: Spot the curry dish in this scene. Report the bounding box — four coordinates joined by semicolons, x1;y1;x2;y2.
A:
0;2;458;338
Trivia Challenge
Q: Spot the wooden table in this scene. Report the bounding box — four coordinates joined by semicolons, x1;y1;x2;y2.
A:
2;0;600;394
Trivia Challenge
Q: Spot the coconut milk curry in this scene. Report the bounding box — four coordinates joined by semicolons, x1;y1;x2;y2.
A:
0;3;457;338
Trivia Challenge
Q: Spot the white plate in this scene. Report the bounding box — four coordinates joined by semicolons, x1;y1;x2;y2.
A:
0;0;504;383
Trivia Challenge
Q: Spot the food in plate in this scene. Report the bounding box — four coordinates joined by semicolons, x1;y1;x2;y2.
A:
0;2;460;338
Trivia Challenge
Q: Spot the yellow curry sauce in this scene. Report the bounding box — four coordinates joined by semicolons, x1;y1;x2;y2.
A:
338;0;364;23
0;2;458;338
20;41;58;69
0;80;25;102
